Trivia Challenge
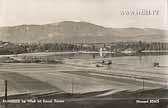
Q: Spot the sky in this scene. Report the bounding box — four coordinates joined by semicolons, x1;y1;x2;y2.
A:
0;0;167;29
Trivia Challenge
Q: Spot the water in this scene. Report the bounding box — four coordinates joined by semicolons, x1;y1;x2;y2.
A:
110;55;168;67
49;53;168;67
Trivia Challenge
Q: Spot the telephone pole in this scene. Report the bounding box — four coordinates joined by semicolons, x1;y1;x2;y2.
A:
4;80;8;108
4;80;7;101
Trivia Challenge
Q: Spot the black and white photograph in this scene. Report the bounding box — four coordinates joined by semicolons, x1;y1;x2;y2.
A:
0;0;168;108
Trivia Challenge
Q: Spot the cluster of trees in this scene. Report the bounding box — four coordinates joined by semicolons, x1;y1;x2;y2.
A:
17;43;89;53
110;41;168;52
0;42;26;55
13;41;168;54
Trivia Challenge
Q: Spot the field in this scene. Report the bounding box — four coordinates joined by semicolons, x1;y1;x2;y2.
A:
0;54;167;96
0;54;168;108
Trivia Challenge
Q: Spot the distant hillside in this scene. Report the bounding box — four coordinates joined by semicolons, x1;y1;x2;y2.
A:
0;21;167;43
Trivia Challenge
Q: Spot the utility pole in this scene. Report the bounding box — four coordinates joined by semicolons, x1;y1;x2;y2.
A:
4;80;8;108
142;77;144;91
4;80;7;101
71;80;74;94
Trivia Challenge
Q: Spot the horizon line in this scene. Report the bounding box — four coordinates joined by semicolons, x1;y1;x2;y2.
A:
0;20;167;30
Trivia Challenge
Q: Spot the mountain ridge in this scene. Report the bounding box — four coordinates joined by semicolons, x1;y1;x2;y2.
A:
0;21;167;43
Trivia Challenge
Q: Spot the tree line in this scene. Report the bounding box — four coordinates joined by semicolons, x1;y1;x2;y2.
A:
0;41;168;55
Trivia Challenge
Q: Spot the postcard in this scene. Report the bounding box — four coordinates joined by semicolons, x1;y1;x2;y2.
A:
0;0;167;108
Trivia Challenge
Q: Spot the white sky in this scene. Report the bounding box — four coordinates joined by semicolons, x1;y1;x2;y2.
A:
0;0;167;28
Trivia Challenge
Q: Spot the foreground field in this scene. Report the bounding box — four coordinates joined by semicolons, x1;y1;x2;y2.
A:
0;55;167;108
0;55;167;96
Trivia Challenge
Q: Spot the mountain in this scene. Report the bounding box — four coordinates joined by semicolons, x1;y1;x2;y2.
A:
0;21;167;43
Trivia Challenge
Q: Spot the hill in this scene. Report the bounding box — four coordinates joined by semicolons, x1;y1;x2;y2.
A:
0;21;167;43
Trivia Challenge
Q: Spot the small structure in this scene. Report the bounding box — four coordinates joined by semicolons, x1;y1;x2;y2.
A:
96;64;104;67
153;62;159;67
96;59;112;67
107;60;112;65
